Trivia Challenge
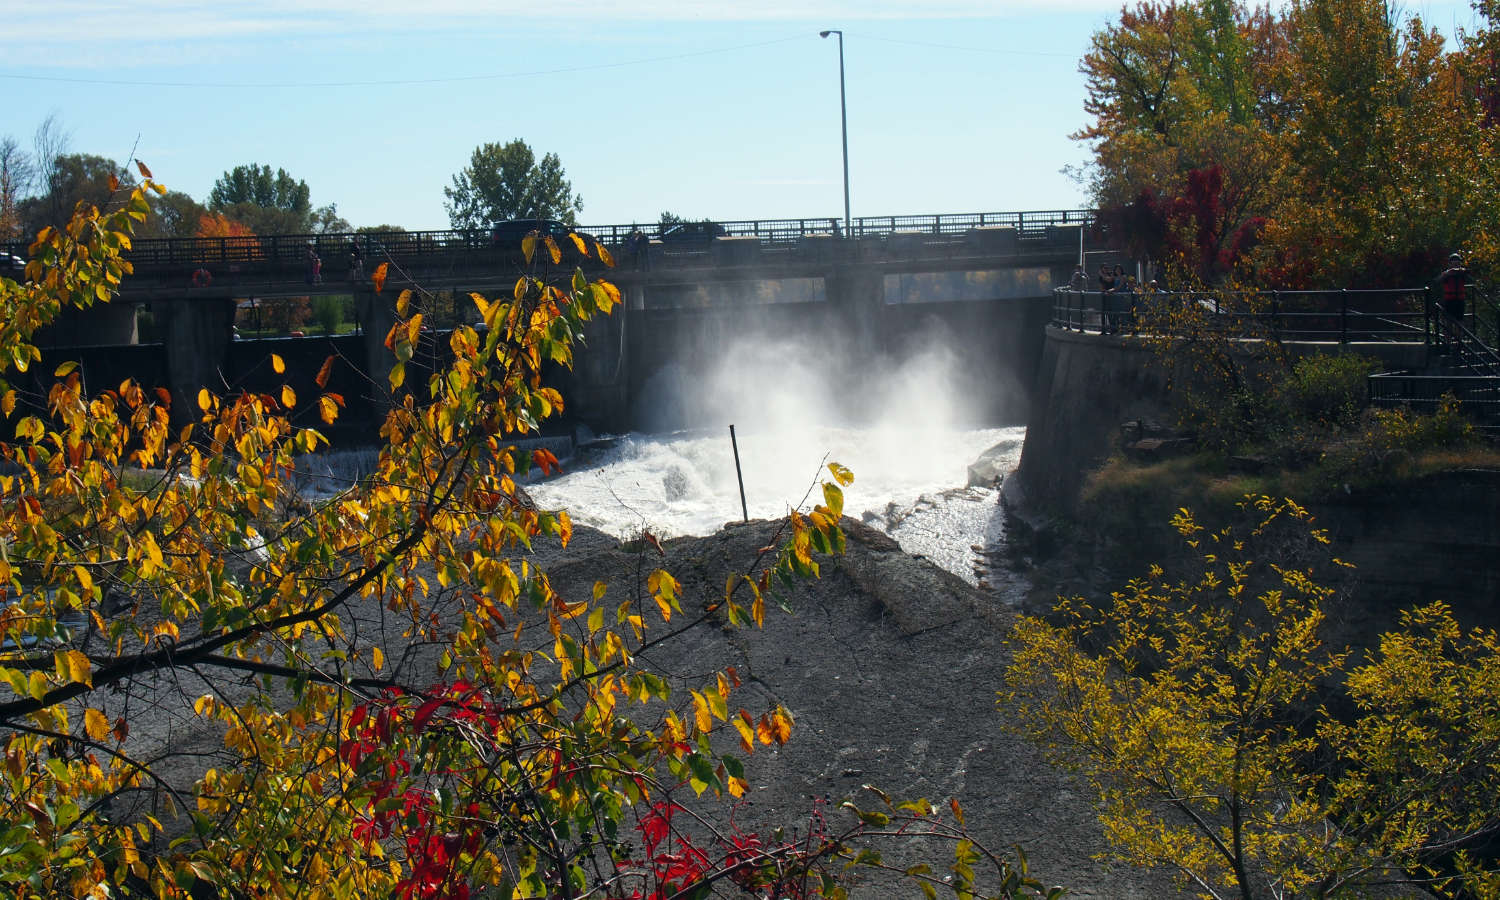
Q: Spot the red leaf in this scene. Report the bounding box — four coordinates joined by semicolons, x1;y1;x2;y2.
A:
412;698;443;732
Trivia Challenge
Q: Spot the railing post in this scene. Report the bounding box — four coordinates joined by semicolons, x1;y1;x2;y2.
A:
1341;288;1348;344
1272;290;1280;338
1424;286;1432;346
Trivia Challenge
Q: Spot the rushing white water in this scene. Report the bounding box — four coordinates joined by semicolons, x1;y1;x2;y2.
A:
526;425;1025;588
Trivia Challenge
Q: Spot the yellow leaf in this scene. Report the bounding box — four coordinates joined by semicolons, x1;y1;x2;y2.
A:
389;361;406;389
732;713;755;753
593;581;607;601
568;232;588;256
271;354;285;374
691;691;713;733
194;695;215;716
57;650;92;687
828;462;854;486
319;395;339;424
545;235;561;264
522;234;537;265
597;242;616;267
372;647;384;672
397;288;412;317
727;776;748;798
281;385;296;408
54;361;78;377
84;708;110;741
197;388;211;411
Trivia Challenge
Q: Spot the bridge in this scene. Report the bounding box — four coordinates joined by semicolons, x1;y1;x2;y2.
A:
12;210;1107;434
7;209;1095;305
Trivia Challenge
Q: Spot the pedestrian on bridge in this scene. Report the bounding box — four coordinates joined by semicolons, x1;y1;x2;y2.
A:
1438;252;1471;352
628;229;643;271
347;236;364;282
306;244;322;286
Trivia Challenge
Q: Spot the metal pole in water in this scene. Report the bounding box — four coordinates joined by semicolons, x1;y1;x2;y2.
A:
729;425;749;524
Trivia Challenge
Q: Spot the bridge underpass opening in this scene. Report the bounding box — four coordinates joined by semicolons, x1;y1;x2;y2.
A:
644;277;826;309
884;268;1053;304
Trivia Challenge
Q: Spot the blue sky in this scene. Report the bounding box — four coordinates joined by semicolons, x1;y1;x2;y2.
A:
3;0;1481;230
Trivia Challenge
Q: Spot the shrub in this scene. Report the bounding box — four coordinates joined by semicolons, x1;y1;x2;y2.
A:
311;294;343;334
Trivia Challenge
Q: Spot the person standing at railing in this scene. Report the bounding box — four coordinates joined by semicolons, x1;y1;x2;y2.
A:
306;243;322;286
1068;264;1087;291
1438;252;1471;351
347;235;364;282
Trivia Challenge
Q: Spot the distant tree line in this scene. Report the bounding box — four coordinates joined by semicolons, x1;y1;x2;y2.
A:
2;118;586;243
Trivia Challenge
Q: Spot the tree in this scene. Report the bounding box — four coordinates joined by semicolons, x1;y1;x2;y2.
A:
209;164;311;218
444;139;583;230
311;295;342;334
19;153;133;239
0;169;1055;900
138;190;207;239
208;164;326;235
1005;496;1500;900
0;136;33;241
196;212;255;239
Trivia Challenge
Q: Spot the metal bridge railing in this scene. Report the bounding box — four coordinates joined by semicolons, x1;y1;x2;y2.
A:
1;210;1095;270
1368;372;1500;422
1051;287;1436;344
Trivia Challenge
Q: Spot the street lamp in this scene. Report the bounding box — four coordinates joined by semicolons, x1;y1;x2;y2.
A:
820;29;851;237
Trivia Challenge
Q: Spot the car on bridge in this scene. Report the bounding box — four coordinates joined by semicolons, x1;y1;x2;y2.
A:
657;221;727;247
490;219;598;265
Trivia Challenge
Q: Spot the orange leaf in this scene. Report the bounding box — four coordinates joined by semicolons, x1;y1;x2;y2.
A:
136;160;154;179
372;262;389;294
315;355;334;388
949;798;966;827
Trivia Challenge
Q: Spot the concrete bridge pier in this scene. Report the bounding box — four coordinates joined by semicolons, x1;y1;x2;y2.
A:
354;289;397;420
159;297;235;424
563;306;630;433
824;269;886;355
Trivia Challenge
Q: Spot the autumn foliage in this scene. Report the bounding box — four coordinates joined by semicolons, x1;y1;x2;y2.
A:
0;173;1060;900
1080;0;1500;288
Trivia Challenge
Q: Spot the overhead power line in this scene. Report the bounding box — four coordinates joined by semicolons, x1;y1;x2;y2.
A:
0;34;817;88
847;33;1075;59
0;31;1073;90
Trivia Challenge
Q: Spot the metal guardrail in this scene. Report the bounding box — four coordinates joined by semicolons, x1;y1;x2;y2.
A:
1368;372;1500;422
1051;287;1436;344
0;210;1094;269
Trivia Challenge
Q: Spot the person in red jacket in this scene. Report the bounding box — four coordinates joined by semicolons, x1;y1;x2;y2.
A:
1437;252;1471;351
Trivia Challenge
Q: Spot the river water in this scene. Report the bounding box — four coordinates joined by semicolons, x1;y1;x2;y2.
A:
526;425;1026;591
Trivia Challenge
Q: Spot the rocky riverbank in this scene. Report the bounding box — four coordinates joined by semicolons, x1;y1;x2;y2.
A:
529;517;1184;898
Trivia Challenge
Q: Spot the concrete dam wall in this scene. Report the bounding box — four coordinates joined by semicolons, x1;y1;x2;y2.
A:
24;294;1054;440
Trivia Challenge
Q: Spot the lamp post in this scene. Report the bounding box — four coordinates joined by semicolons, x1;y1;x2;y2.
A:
820;29;851;238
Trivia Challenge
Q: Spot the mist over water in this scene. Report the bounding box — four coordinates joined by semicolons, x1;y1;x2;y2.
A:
528;331;1026;586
